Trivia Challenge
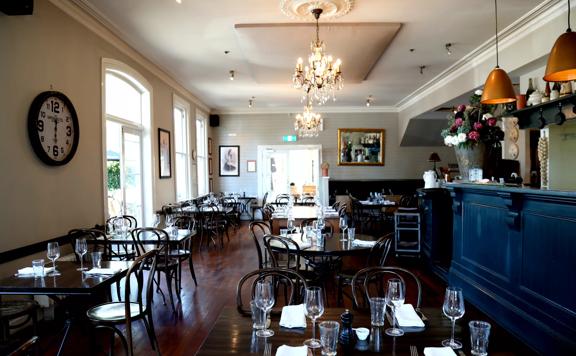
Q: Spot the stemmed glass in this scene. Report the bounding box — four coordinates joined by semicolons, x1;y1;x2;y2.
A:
153;213;161;228
304;286;324;348
287;219;295;234
316;218;325;232
46;242;61;276
339;217;348;239
165;214;174;230
442;286;465;349
385;278;405;337
254;280;275;338
75;238;88;271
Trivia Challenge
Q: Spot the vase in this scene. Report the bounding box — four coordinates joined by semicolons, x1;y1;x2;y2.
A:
454;143;485;181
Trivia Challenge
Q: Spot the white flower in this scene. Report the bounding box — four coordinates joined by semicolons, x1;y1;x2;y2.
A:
482;113;494;121
475;89;483;96
457;133;467;143
444;136;453;147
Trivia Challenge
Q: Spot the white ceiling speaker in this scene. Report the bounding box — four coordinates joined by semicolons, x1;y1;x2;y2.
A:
280;0;354;20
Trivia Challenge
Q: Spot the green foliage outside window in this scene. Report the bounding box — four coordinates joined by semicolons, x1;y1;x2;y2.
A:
107;161;120;190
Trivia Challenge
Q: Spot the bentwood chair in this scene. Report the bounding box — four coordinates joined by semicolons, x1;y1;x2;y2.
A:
351;266;422;312
249;221;272;269
251;192;268;221
0;299;38;346
236;268;308;316
87;250;160;356
131;228;179;313
336;233;393;306
169;216;198;287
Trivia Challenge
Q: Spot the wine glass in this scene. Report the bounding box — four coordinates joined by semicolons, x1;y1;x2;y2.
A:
287;219;295;234
46;242;61;276
153;213;161;228
165;214;174;229
254;280;275;338
75;238;88;271
304;286;324;348
316;218;325;232
339;217;348;239
442;286;465;349
385;278;405;337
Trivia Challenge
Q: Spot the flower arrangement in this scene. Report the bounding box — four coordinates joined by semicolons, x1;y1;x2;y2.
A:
441;90;504;148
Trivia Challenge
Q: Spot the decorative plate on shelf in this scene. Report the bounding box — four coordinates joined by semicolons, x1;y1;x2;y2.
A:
508;127;519;142
508;142;519;159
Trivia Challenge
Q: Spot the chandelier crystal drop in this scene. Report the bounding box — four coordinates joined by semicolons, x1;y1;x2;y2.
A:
292;8;343;105
294;104;323;138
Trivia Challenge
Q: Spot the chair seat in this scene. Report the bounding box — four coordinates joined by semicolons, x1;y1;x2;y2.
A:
87;302;142;323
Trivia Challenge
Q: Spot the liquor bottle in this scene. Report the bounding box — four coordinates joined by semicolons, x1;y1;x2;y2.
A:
544;81;551;99
525;78;535;105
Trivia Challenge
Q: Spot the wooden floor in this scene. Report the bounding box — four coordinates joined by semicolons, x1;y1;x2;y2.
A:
31;222;535;355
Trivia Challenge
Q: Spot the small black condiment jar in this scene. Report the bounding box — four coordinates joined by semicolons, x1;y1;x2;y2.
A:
338;309;357;351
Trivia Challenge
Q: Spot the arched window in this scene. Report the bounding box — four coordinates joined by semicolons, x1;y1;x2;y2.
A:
102;59;153;225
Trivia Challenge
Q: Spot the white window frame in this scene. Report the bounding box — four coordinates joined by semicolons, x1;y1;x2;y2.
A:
173;94;192;201
101;58;154;226
196;110;209;196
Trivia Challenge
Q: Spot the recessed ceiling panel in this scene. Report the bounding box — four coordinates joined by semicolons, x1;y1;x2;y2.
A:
235;22;401;85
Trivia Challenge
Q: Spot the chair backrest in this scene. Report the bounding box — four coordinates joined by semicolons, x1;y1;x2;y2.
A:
275;194;290;205
174;215;194;230
106;215;138;233
236;268;308;316
67;228;105;262
300;196;315;206
131;228;172;261
261;192;269;206
123;249;158;356
299;218;333;234
263;235;301;271
8;336;39;356
249;222;271;269
337;204;347;217
366;233;394;267
351;266;422;310
262;204;275;221
331;201;341;210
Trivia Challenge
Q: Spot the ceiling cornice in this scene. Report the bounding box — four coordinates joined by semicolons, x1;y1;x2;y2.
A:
50;0;211;113
396;0;564;112
212;105;398;116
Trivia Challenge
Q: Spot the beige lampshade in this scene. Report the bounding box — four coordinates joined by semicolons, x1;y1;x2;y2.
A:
481;67;517;104
544;30;576;82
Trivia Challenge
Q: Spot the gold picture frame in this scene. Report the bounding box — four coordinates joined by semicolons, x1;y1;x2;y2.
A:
337;128;385;166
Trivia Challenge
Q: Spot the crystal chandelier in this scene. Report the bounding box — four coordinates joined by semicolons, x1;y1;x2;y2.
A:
294;103;323;138
292;8;343;105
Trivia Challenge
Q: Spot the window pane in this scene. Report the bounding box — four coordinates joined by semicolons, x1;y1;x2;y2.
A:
176;153;188;201
106;73;142;124
174;108;185;153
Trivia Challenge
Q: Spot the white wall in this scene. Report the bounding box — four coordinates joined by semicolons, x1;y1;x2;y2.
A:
214;112;456;197
0;1;203;252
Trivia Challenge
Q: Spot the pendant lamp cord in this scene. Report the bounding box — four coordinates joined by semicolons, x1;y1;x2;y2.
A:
568;0;572;31
494;0;500;68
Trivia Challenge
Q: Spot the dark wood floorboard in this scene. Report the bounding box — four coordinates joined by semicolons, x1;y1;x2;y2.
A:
29;222;534;355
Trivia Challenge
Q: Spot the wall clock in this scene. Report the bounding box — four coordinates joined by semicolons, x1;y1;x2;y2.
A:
27;91;79;166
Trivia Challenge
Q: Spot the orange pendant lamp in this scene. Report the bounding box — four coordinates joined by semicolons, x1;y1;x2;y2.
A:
544;0;576;82
481;0;517;105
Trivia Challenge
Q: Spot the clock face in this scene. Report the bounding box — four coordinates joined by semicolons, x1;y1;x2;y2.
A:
28;91;79;165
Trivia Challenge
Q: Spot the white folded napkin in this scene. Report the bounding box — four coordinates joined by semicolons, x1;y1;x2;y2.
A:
352;239;377;247
423;347;457;356
275;345;308;356
279;304;306;328
84;267;121;275
396;304;425;327
17;267;55;276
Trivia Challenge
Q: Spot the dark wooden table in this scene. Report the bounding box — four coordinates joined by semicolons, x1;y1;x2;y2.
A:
271;207;341;235
273;233;378;257
197;307;519;355
0;261;130;355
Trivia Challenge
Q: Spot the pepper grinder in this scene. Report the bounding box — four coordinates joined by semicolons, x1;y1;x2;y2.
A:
338;309;357;349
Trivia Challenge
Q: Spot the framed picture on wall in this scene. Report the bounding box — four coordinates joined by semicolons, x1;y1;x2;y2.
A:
209;157;213;175
158;128;171;178
209;177;213;192
219;145;240;176
247;160;256;173
208;137;213;156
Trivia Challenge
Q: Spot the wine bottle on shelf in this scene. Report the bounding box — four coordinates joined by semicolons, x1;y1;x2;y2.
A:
544;81;551;99
525;78;535;105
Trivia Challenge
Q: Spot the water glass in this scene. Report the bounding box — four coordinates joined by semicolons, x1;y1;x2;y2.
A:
315;229;323;247
469;320;491;356
91;251;103;268
348;227;356;241
32;259;45;278
280;229;288;237
369;297;387;326
319;321;339;356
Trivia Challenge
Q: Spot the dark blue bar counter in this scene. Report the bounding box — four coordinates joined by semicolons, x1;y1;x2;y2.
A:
445;183;576;354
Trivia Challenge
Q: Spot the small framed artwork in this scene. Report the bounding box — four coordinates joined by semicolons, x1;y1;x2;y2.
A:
208;157;213;175
158;128;171;178
209;177;213;192
247;160;257;173
219;145;240;176
208;137;213;156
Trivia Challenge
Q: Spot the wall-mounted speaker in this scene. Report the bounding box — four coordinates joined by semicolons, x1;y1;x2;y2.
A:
0;0;33;15
209;114;220;127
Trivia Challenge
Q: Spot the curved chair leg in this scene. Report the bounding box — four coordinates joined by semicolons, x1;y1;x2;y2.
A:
142;314;159;352
188;254;198;286
165;272;177;313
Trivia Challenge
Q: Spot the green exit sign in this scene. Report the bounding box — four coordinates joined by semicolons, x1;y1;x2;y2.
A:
283;135;297;142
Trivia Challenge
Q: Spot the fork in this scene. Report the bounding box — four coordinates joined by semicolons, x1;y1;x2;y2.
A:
410;345;418;356
263;342;271;356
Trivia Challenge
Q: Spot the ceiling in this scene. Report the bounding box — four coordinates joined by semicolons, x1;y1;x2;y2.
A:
77;0;546;112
